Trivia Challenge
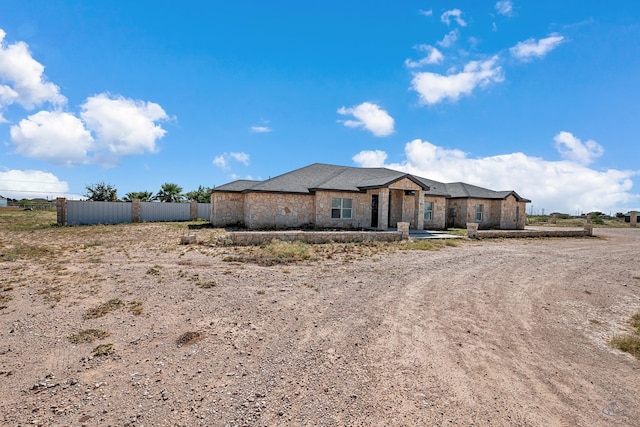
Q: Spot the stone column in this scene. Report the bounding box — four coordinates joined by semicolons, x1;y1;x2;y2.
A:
467;222;479;238
56;197;66;226
584;223;594;236
378;189;389;230
190;200;198;220
631;211;638;228
414;191;424;230
132;199;141;223
551;213;557;224
397;222;410;240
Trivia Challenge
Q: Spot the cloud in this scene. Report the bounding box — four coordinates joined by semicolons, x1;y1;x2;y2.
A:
352;150;388;167
80;94;168;156
495;0;514;16
213;151;250;169
9;93;169;167
441;9;467;27
510;33;565;61
352;138;639;214
419;9;433;17
337;102;395;137
437;30;459;48
405;45;444;68
250;125;272;133
10;111;94;166
0;169;72;200
554;131;604;165
410;56;504;105
0;28;66;113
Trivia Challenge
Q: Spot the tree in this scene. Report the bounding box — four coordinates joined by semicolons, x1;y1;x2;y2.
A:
123;191;154;202
185;185;212;203
85;182;118;201
156;183;184;203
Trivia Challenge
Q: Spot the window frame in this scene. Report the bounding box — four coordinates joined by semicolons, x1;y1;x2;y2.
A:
331;197;353;219
475;204;484;222
423;201;433;221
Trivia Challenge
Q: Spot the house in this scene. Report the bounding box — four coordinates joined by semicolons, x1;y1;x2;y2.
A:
211;163;530;230
0;195;7;208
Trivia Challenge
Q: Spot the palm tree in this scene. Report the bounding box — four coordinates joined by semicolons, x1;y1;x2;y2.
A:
156;183;184;203
123;191;154;202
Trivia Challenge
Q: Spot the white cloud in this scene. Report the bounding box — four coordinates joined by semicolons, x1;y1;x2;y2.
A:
213;151;250;169
250;125;272;133
352;150;388;167
9;93;170;167
410;56;504;105
353;138;639;214
337;102;395;137
10;111;94;166
0;28;66;112
81;93;168;156
441;9;467;27
495;0;513;16
213;155;227;169
0;169;72;200
510;33;565;61
554;131;604;165
230;151;250;165
419;9;433;17
437;30;459;48
405;45;444;68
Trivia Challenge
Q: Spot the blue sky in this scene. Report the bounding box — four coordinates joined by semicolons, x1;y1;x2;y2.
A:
1;0;639;215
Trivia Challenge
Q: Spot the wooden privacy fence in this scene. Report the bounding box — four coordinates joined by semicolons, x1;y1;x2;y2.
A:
56;198;210;225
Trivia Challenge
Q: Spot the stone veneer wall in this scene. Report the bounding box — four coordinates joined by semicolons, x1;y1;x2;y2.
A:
423;196;447;229
243;192;315;229
211;192;244;226
225;230;403;246
314;191;371;229
499;195;527;230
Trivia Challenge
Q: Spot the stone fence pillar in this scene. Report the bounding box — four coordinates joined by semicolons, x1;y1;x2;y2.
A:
467;222;479;238
190;201;198;220
132;199;141;223
56;197;66;226
631;211;638;228
584;223;593;236
551;213;557;224
397;222;410;240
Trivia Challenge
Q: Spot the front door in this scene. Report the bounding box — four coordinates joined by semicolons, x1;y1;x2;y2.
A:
371;195;379;227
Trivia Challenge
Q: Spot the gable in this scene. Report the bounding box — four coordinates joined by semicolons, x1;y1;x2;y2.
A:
388;177;423;191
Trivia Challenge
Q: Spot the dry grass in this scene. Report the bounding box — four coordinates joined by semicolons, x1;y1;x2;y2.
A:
68;328;110;344
84;298;126;319
92;343;115;357
610;311;640;361
176;331;205;346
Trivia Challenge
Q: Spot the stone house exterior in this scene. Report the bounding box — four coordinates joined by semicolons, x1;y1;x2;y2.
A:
211;163;530;230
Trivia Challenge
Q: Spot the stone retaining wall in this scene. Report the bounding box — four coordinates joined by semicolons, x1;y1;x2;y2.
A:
225;230;403;246
474;229;591;238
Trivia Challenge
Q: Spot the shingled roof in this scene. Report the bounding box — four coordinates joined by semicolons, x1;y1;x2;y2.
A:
444;182;530;202
212;163;527;201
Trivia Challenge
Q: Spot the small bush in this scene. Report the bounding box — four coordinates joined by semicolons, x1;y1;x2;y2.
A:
92;343;115;357
176;331;204;346
610;335;640;360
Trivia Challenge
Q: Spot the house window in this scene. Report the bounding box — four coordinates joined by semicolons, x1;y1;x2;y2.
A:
424;201;433;221
331;198;352;219
475;204;484;222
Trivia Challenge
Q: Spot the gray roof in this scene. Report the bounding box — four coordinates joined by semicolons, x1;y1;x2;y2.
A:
212;163;528;201
213;179;261;192
444;182;530;202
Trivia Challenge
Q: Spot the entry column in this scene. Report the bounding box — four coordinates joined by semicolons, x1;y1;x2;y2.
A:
378;189;389;229
414;191;424;230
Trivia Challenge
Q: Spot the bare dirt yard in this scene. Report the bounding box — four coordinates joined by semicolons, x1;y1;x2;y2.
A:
1;210;639;426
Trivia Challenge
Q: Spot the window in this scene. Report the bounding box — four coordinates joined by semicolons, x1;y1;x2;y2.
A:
475;204;484;222
331;198;352;219
424;201;433;221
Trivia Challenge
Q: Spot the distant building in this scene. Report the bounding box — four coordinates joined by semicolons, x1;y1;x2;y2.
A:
0;195;7;208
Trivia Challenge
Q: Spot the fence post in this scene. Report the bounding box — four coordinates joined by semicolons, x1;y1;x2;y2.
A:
397;222;410;240
467;222;479;238
56;198;66;225
190;201;198;220
631;211;638;228
132;199;141;223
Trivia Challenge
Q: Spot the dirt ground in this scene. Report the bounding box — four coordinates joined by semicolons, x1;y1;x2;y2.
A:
1;217;639;426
